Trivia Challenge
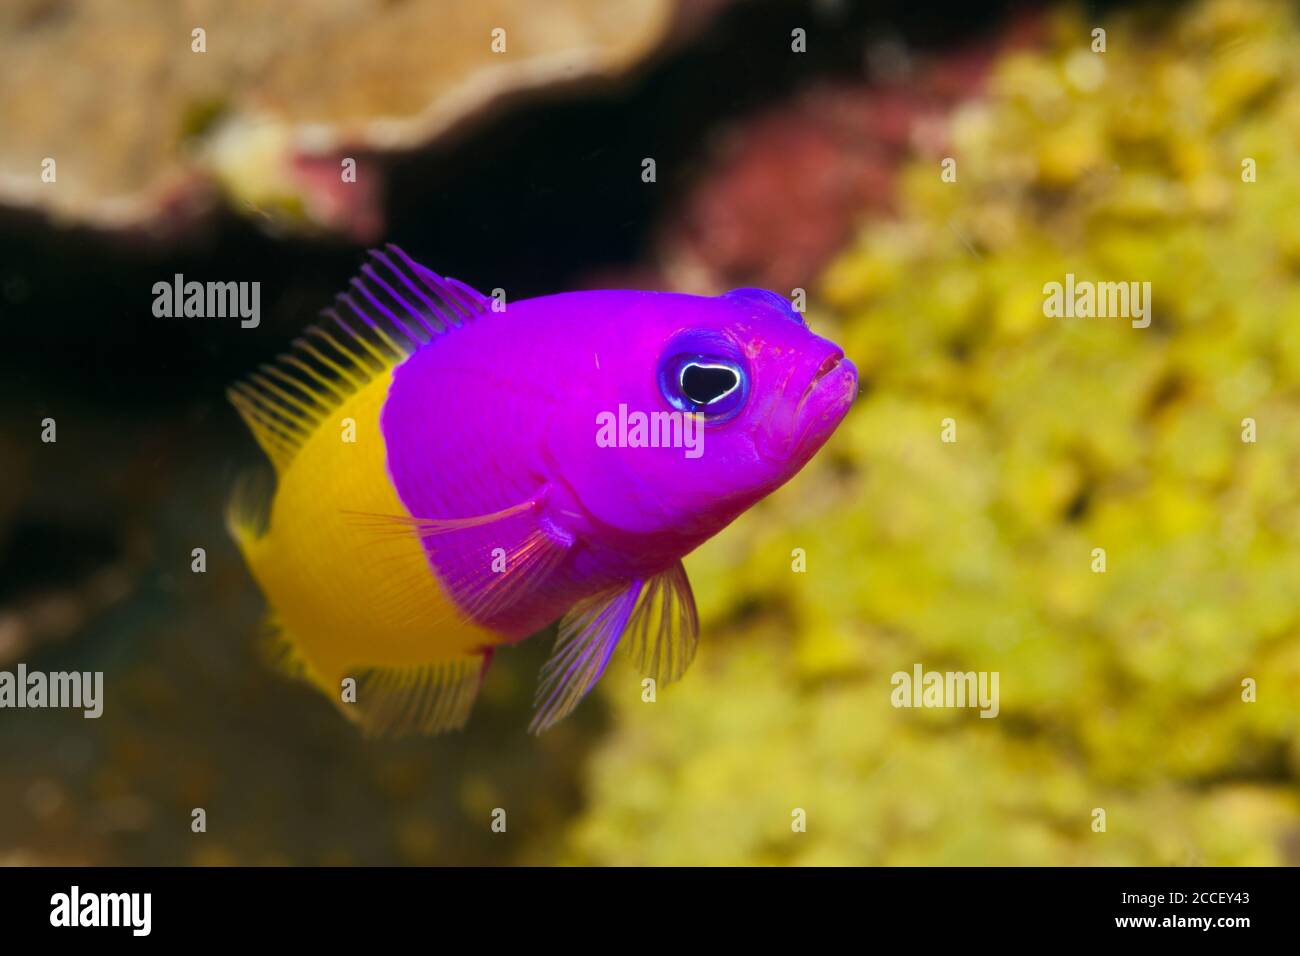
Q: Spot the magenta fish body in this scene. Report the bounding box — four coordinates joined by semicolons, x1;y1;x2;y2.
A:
383;286;856;624
230;247;856;734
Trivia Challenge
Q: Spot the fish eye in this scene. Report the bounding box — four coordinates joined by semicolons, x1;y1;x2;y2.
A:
658;351;749;422
680;362;741;406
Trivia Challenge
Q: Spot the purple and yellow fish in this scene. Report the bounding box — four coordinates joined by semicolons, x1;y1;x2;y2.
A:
227;247;857;735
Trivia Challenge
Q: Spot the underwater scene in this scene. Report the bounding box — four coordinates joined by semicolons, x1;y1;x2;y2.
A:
1;0;1298;871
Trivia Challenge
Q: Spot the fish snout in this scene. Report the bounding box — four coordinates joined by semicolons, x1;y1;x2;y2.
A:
757;346;857;463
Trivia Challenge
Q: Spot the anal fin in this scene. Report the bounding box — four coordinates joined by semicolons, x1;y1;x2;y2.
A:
530;580;644;734
258;614;315;684
348;655;487;737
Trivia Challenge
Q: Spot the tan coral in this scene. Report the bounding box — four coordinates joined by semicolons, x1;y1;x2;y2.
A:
0;0;683;236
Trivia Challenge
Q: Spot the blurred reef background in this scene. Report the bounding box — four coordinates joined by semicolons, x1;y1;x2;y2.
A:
1;0;1298;865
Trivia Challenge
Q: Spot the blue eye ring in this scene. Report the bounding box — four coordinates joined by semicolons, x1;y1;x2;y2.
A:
658;352;749;423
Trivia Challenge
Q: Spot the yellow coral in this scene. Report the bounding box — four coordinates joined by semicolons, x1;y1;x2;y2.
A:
567;0;1300;865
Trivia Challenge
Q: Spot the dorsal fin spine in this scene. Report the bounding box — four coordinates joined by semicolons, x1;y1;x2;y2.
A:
445;277;488;316
228;382;306;471
348;278;421;339
385;245;454;320
325;299;405;356
359;263;442;336
338;290;425;349
318;313;401;367
367;253;453;332
248;370;311;417
386;243;486;325
305;327;370;386
229;245;491;476
252;368;324;420
419;265;473;324
369;250;447;331
279;354;349;403
437;273;488;321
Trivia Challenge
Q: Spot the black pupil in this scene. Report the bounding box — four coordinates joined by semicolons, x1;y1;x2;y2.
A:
681;364;738;405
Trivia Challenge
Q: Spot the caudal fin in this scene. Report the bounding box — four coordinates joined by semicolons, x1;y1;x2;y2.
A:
227;468;312;680
225;467;274;551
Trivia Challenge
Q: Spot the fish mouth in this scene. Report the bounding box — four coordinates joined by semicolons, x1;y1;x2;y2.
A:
793;348;854;422
808;350;847;394
759;348;858;463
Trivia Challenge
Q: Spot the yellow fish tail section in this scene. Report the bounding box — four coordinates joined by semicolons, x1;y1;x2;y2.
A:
227;365;500;737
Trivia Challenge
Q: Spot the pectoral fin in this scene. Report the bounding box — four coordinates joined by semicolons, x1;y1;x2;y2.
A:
346;486;572;627
622;561;699;685
530;580;645;734
530;563;700;734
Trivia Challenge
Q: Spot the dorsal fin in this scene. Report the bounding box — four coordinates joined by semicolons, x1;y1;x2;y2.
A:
228;245;491;475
